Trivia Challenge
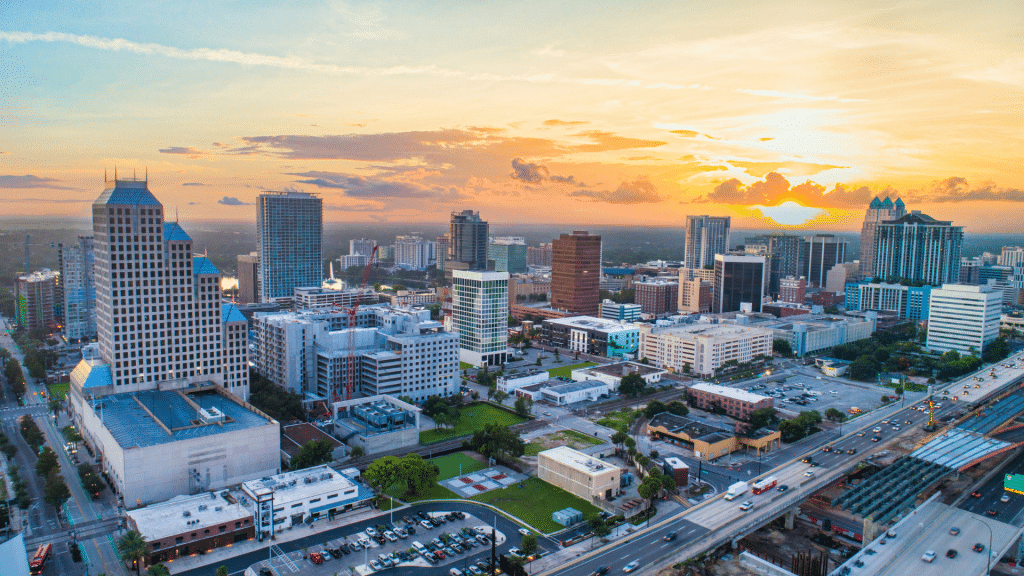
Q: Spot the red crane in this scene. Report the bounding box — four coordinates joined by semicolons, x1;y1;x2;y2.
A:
337;245;379;402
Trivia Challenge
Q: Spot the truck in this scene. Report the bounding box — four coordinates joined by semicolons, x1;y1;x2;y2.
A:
724;481;749;500
751;476;778;495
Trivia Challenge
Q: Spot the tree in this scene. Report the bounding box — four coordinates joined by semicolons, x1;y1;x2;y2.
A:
619;372;645;398
83;474;105;496
48;399;62;416
849;355;880;381
747;407;776;432
824;408;846;422
660;474;677;493
666;401;688;417
43;471;70;510
589;516;611;548
215;566;229;576
493;390;510;405
521;533;538;558
650;450;659;460
146;565;170;576
611;430;628;453
644;400;667;419
487;386;495;402
62;425;83;444
468;424;526;462
289;439;335;470
772;338;793;357
624;437;636;450
514;396;532;417
118;530;148;576
363;453;440;499
638;474;662;512
880;395;891;404
36;447;60;478
247;370;305;423
349;445;365;458
984;337;1011;363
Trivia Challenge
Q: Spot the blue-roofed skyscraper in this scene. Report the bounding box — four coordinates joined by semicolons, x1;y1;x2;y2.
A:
257;191;323;302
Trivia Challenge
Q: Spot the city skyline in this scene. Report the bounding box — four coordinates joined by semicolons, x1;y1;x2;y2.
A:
1;2;1021;232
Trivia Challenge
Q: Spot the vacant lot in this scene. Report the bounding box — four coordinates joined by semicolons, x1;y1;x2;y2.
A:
420;403;528;445
547;362;597;379
526;430;605;456
431;453;488;480
592;407;637;432
470;476;602;533
48;382;69;400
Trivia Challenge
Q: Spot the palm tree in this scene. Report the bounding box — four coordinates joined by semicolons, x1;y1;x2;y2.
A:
117;530;147;576
146;564;171;576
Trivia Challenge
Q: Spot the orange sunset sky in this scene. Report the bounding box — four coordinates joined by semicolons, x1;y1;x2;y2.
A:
0;1;1021;231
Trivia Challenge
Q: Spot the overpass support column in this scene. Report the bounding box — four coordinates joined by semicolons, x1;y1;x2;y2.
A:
784;508;798;530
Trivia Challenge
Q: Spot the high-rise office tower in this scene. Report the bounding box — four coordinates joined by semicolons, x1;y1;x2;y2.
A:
59;237;97;341
684;216;731;270
15;270;59;331
349;238;378;257
803;234;847;288
873;212;962;285
236;251;259;305
257;192;323;302
1000;247;1024;268
713;255;766;313
861;196;907;277
926;284;1001;354
634;280;679;316
448;210;488;271
527;243;553;267
436;235;450;271
86;177;249;397
394;236;437;270
452;270;509;366
552;231;602;316
488;237;527;273
745;233;806;296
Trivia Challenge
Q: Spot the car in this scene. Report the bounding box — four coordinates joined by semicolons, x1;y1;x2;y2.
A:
370;560;383;571
946;549;958;559
802;456;813;463
396;527;408;538
320;550;333;561
623;560;640;573
384;531;398;542
509;547;523;557
420;520;433;529
431;518;443;526
375;535;387;545
872;436;881;442
310;552;323;564
892;425;901;431
949;527;961;535
407;525;416;535
1001;493;1011;503
882;420;889;424
543;412;551;416
592;567;610;576
873;427;882;433
805;471;815;477
378;554;393;568
476;535;490;545
986;509;998;517
450;569;465;576
810;461;820;467
778;485;789;492
739;501;754;511
355;538;368;549
973;543;985;553
847;448;857;455
444;546;456;556
971;491;982;498
366;527;379;537
857;432;866;437
403;515;414;524
822;446;832;453
663;532;678;541
921;550;936;563
519;528;532;536
417;511;430;520
434;550;445;560
452;543;465;553
468;566;484;576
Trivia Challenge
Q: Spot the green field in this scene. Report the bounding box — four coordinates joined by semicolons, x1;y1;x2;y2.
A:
48;383;69;400
547;362;597;378
431;453;487;480
460;361;476;370
593;407;637;431
525;442;545;456
404;482;460;502
470;477;602;533
420;403;528;445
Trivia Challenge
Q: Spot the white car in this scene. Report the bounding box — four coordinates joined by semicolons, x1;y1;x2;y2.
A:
872;427;882;433
508;547;523;557
804;471;815;478
366;527;379;538
518;528;531;536
1001;494;1011;503
383;531;398;542
420;520;433;529
358;536;371;548
739;501;754;511
921;550;936;563
623;560;640;573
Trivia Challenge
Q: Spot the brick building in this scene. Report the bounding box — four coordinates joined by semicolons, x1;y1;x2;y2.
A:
551;231;602;316
686;382;773;420
634;280;679;316
779;276;807;303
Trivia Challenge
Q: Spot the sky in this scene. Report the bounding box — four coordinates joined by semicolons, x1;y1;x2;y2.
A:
0;1;1021;231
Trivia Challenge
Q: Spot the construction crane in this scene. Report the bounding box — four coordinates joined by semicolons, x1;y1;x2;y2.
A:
337;245;379;402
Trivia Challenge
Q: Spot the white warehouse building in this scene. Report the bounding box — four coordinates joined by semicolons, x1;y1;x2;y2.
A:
926;284;1001;355
242;465;372;537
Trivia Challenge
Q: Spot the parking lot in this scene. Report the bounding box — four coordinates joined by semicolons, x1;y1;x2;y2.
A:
731;369;927;417
248;510;525;576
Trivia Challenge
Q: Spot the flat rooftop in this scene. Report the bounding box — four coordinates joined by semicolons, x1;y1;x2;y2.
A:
539;446;617;476
689;382;770;404
579;362;666;378
650;323;772;338
242;465;366;507
93;386;275;449
129;492;250;542
545;316;637;332
648;412;734;442
544;380;608;395
911;429;1012;470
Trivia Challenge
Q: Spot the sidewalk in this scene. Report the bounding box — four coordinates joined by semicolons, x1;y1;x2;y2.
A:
1;450;23;539
165;503;398;574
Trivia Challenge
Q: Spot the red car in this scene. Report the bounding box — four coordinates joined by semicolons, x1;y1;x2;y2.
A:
310;552;323;564
971;492;982;498
434;550;445;560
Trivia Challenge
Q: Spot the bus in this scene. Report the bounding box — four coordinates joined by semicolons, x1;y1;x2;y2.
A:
29;543;51;574
751;476;778;495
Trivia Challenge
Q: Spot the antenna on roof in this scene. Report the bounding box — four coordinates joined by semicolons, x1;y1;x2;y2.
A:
105;168;108;181
114;166;117;180
145;166;148;182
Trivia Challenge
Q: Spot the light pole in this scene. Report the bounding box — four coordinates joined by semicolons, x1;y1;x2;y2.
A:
972;517;994;575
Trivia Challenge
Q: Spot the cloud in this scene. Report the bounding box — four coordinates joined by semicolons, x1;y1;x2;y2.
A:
570;177;662;204
0;197;87;204
543;119;588;127
735;88;867;103
695;172;871;208
910;176;1024;203
159;146;207;159
288;170;432;198
0;174;73;189
182;182;205;186
572;130;667;152
509;158;548;184
217;196;252;206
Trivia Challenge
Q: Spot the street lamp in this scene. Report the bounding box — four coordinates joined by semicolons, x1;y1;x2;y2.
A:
972;517;994;575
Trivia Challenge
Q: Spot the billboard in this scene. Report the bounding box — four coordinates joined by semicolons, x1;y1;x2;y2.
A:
1005;473;1024;495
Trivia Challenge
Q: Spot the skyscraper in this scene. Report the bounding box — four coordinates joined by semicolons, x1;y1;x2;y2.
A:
488;237;527;273
684;216;731;270
552;231;602;316
448;210;488;271
236;251;259;305
349;238;378;257
926;284;1001;354
527;243;553;267
803;234;847;288
745;233;806;296
873;212;962;285
59;237;97;341
394;236;436;270
436;235;449;271
15;270;59;331
860;196;907;277
85;177;249;397
713;255;766;313
452;270;509;366
257;192;323;302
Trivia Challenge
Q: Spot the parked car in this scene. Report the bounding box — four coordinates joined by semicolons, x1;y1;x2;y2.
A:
378;554;393;568
421;520;433;529
370;560;383;571
310;552;323;564
384;531;398;542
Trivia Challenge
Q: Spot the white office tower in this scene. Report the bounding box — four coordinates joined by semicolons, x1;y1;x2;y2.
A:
684;215;731;269
452;270;509;367
59;236;97;341
926;284;1001;355
394;236;437;270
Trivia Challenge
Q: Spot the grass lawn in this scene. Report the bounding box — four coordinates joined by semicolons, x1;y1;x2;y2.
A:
525;442;544;456
431;453;487;480
558;429;605;446
470;477;602;533
460;361;476;370
48;382;69;400
420;403;528;445
593;407;636;432
404;482;460;502
546;362;597;378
